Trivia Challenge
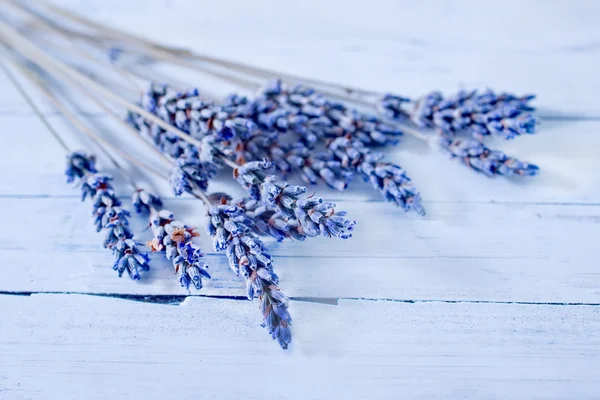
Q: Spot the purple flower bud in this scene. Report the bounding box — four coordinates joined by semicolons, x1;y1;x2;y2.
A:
65;151;97;183
146;205;210;290
112;239;150;280
64;153;152;279
436;135;539;177
131;189;163;214
387;89;538;140
329;137;425;215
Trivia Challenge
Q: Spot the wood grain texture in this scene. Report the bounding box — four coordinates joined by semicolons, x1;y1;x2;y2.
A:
1;294;599;399
1;197;598;303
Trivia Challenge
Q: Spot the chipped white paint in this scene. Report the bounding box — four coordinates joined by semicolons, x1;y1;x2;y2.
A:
0;0;599;398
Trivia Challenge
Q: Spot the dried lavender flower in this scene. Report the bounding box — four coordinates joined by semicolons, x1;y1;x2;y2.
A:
207;203;291;349
234;197;306;242
229;129;353;191
147;207;210;290
234;160;356;239
381;90;537;141
255;79;404;146
434;135;539;177
169;155;215;195
112;239;150;279
328;137;425;215
65;151;97;182
132;188;163;214
128;84;247;196
65;151;149;280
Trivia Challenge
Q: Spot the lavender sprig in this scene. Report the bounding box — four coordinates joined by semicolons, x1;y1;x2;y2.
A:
130;83;417;216
255;80;404;146
207;203;291;349
243;81;426;214
65;152;150;279
132;188;163;214
229;130;353;191
134;189;210;290
206;193;307;243
328;137;425;215
127;84;224;196
112;239;151;279
233;197;306;242
234;161;356;239
380;90;537;141
435;136;539;177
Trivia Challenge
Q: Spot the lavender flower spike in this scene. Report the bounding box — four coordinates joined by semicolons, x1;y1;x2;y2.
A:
435;136;539;177
328;137;425;215
65;152;150;280
381;89;537;141
235;161;356;239
235;197;307;242
207;193;306;243
146;206;210;290
207;203;291;349
112;239;150;280
134;188;209;289
65;151;97;182
132;188;163;214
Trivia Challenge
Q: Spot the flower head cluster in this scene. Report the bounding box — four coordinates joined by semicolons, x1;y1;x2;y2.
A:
435;136;539;177
328;137;425;215
234;161;356;239
207;203;291;349
380;90;537;140
234;197;306;242
65;151;97;182
112;239;150;279
132;188;163;214
147;207;210;290
169;155;216;195
253;79;404;147
65;152;149;280
126;84;231;195
229;128;353;191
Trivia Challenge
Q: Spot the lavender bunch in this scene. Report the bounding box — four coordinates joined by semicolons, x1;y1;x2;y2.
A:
132;188;163;213
328;137;425;215
207;201;291;349
222;82;425;214
287;144;353;191
65;152;150;279
127;84;223;195
227;128;353;191
130;83;419;216
247;81;428;213
434;136;539;177
254;79;404;147
255;81;539;182
232;196;306;242
132;188;210;290
380;90;537;141
234;160;356;239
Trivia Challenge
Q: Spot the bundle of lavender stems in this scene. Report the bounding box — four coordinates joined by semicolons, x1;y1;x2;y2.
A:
2;2;543;349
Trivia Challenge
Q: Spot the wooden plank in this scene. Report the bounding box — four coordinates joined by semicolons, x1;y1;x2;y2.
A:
5;0;600;115
0;294;598;399
1;197;598;302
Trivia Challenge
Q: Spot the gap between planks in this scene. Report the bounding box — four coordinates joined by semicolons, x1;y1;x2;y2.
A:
1;291;599;307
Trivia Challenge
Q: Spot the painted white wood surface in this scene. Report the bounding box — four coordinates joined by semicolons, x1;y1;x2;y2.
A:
1;197;599;303
1;0;599;398
2;294;599;400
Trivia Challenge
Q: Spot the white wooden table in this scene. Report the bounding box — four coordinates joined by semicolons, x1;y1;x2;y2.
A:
1;0;599;398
